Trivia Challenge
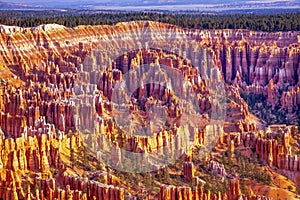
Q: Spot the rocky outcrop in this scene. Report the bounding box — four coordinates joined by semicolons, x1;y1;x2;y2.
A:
0;21;299;199
61;173;124;200
0;22;298;117
232;125;300;186
183;162;194;182
207;160;227;178
0;133;57;173
28;173;124;200
158;178;272;200
158;184;222;200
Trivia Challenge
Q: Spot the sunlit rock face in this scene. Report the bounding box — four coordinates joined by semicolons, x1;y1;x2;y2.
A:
0;21;299;199
220;124;300;186
0;21;299;123
158;178;272;200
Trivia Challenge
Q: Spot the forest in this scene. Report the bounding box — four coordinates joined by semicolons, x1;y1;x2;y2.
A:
0;10;299;31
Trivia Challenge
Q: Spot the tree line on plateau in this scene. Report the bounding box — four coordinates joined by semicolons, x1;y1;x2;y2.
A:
0;10;299;32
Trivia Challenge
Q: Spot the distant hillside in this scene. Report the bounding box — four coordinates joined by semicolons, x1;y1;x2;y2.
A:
0;10;299;32
0;0;299;12
0;1;47;9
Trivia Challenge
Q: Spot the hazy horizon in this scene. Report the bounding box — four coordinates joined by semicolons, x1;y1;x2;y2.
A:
2;0;297;3
1;0;299;12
